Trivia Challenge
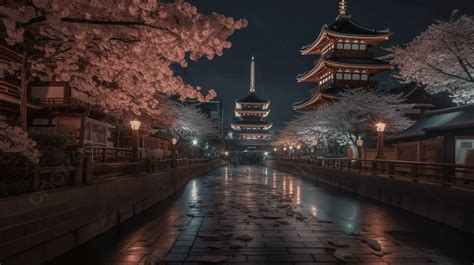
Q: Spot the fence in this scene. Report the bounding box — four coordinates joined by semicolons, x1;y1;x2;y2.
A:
277;157;474;189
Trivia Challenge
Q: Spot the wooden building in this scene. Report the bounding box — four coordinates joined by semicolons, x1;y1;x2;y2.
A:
387;104;474;165
293;0;393;110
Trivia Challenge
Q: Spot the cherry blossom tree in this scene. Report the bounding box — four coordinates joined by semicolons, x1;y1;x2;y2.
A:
0;0;248;129
387;12;474;104
278;89;414;158
0;120;40;163
170;103;219;143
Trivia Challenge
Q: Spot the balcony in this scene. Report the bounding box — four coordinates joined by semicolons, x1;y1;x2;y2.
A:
319;79;378;90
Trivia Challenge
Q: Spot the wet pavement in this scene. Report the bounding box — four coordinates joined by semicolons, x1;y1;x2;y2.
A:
50;166;474;265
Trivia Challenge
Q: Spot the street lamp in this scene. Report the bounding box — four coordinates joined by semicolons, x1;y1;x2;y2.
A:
297;145;301;158
130;119;141;162
289;145;294;157
375;122;386;160
171;137;178;168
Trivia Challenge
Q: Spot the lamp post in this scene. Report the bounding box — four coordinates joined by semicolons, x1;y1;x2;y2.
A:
289;145;294;158
171;138;178;168
283;147;287;157
130;120;141;162
375;122;386;160
356;137;364;160
297;145;301;158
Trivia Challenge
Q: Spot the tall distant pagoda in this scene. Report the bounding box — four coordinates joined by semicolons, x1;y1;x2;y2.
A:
231;56;272;140
293;0;394;110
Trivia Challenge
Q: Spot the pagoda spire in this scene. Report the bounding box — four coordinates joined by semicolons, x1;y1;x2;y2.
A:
339;0;348;16
250;55;255;93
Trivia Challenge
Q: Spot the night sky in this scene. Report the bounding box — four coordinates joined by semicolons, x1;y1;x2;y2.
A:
184;0;473;131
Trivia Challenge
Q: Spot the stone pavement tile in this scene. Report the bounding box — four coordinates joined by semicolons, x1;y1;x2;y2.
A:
312;254;339;262
289;248;328;255
174;240;194;247
164;254;188;262
168;246;190;254
304;242;328;248
247;255;270;262
266;241;305;248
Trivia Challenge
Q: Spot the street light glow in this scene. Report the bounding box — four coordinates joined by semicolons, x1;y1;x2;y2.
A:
376;122;386;132
192;139;198;145
130;120;141;131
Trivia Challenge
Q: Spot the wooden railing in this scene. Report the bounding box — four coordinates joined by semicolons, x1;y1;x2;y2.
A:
29;97;80;106
0;80;20;98
85;147;132;163
277;157;474;189
151;158;215;172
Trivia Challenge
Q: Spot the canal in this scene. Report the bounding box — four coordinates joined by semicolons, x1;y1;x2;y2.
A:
50;166;474;264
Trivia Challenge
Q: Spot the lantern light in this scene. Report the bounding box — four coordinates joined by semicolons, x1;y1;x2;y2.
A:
192;139;198;145
130;120;141;131
171;138;178;145
376;122;386;132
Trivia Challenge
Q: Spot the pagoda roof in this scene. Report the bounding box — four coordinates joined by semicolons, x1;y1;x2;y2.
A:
237;92;269;104
297;56;392;83
293;89;341;110
301;16;391;55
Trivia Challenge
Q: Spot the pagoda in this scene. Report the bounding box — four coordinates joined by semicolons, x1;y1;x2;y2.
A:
293;0;394;110
231;56;272;140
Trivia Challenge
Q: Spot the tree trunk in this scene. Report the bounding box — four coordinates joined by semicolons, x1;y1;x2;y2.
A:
20;52;28;130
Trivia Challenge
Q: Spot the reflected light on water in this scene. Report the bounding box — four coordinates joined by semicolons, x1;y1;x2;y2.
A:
272;172;276;190
283;176;287;195
289;179;294;196
296;185;301;205
191;180;198;201
311;206;317;217
224;167;229;186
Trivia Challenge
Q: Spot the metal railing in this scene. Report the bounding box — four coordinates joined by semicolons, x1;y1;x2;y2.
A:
277;157;474;189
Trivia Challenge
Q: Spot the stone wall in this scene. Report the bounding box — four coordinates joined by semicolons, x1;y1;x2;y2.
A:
0;160;223;265
268;160;474;235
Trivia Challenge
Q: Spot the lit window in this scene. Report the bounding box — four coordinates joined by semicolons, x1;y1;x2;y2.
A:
351;44;359;50
344;43;351;50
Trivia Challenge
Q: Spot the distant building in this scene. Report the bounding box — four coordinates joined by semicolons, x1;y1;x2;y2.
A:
293;0;393;110
231;56;272;142
387;104;474;165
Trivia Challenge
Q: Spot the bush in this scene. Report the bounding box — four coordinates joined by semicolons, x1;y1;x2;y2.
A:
0;152;34;197
29;132;68;167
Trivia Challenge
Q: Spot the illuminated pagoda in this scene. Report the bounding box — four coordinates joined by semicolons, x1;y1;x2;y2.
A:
231;56;272;141
293;0;394;110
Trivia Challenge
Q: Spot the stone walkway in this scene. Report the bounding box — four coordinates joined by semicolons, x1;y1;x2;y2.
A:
50;166;464;265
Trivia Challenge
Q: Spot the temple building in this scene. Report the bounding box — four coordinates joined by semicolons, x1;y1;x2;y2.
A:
231;56;272;141
293;0;394;110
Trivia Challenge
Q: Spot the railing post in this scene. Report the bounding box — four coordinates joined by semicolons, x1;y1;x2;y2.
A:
412;163;418;182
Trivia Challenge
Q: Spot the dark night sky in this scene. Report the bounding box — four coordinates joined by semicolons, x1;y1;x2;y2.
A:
183;0;473;131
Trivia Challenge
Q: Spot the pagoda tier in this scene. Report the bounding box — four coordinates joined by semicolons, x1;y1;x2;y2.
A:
293;0;393;110
296;57;393;85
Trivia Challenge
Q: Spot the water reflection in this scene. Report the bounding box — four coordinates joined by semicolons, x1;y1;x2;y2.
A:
191;179;198;202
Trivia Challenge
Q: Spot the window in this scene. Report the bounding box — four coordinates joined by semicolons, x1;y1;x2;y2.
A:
361;74;368;80
359;44;367;50
344;73;351;80
351;44;359;50
352;74;360;80
336;43;343;49
336;73;343;80
344;43;351;50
